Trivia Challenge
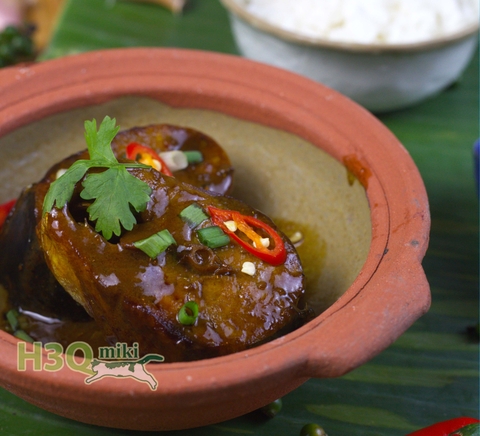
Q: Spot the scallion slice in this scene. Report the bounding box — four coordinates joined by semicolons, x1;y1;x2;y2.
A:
178;301;199;325
197;226;230;248
183;150;203;164
179;203;208;228
134;229;176;259
159;150;188;172
6;309;19;331
14;329;34;343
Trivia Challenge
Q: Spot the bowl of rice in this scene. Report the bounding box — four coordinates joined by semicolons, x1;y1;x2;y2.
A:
221;0;479;112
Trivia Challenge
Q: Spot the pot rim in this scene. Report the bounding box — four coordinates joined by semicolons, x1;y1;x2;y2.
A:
0;48;430;399
221;0;479;54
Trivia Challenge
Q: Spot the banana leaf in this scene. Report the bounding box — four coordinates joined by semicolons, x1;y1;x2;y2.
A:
1;1;478;435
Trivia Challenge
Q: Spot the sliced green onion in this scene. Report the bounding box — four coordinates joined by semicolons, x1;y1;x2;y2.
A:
5;309;34;341
6;309;19;331
159;150;188;172
134;229;176;259
183;150;203;164
197;226;230;248
14;329;34;343
179;203;209;228
178;301;199;325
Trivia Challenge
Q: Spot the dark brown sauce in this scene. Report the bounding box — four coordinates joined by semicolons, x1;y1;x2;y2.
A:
0;217;326;348
0;283;108;350
274;218;327;313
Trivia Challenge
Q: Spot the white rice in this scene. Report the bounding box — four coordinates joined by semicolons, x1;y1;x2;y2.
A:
236;0;479;44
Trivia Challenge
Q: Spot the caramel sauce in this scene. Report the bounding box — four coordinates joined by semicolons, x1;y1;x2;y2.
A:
1;282;107;350
0;216;325;350
274;218;327;310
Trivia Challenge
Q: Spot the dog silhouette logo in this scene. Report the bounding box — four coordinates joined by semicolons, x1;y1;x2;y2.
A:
17;341;165;391
85;353;164;390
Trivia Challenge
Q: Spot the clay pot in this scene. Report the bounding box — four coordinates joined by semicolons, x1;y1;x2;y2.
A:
0;48;430;431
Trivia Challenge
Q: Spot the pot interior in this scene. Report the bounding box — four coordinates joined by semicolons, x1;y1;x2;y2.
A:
0;96;371;315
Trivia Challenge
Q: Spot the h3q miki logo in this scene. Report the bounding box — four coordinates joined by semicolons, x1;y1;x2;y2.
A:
17;341;165;391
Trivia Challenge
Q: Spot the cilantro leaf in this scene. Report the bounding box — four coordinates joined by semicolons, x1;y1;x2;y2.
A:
43;116;153;241
42;160;92;214
80;166;152;240
84;116;119;164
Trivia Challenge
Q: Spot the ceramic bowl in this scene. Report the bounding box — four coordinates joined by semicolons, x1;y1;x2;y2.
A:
221;0;479;113
0;48;430;431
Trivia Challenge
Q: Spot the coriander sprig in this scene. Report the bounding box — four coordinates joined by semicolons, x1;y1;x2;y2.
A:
43;116;152;240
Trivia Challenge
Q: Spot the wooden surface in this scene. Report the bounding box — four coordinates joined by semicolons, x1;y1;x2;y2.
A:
1;1;478;435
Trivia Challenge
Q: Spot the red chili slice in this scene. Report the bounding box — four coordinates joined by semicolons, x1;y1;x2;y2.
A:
0;198;16;229
406;417;480;436
126;142;173;177
207;206;287;266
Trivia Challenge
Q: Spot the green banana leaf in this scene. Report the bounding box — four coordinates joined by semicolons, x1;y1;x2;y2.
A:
1;1;478;435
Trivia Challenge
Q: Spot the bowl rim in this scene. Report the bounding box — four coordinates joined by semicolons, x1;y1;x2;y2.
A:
221;0;479;53
0;47;431;429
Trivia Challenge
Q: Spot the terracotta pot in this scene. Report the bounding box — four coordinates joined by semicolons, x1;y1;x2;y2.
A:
0;48;430;431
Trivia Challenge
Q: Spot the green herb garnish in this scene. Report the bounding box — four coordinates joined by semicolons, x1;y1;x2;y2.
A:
183;150;203;165
43;116;152;240
133;229;177;259
178;301;199;326
5;309;34;343
6;309;19;331
197;226;230;248
179;203;208;228
14;330;34;343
